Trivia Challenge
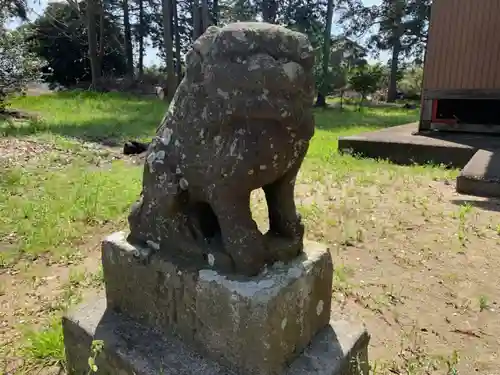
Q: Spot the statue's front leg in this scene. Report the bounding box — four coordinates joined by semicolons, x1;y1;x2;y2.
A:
128;144;178;249
210;191;267;277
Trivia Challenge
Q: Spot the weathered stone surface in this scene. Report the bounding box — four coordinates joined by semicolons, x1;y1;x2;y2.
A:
102;231;333;375
62;295;235;375
127;22;316;276
63;295;370;375
286;320;370;375
457;149;500;198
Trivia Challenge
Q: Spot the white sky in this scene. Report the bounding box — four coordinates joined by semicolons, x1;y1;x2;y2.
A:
7;0;389;67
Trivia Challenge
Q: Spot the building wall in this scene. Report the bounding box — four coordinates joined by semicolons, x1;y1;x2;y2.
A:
423;0;500;91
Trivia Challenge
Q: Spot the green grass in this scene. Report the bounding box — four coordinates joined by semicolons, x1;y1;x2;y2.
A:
20;317;66;371
0;92;460;374
4;91;419;145
3;91;165;143
309;105;419;160
0;91;451;267
0;160;141;266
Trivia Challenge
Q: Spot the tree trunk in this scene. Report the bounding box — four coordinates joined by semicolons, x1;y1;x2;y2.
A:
261;0;278;23
315;0;334;107
212;0;218;25
387;0;404;103
98;1;105;67
387;38;401;102
138;0;144;77
201;0;210;32
86;0;101;88
315;92;326;107
358;94;365;111
162;0;176;101
123;0;134;78
173;0;182;83
192;0;201;40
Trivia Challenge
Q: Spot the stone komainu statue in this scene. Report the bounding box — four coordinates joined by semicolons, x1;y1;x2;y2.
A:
127;22;316;276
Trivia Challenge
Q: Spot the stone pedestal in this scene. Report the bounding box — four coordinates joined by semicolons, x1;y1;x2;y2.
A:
62;232;370;375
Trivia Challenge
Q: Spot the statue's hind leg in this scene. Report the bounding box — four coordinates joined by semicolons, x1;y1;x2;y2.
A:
263;153;306;243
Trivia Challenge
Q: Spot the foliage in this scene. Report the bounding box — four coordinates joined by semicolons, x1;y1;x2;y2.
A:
150;0;331;89
149;0;197;62
281;0;325;46
330;37;367;94
339;0;430;62
401;0;430;64
4;0;425;101
218;0;258;24
0;22;46;110
87;340;104;374
313;36;367;97
348;63;384;108
338;0;430;102
25;1;127;87
0;0;28;19
398;65;423;99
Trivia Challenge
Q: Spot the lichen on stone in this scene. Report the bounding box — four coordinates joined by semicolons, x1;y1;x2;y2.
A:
127;21;316;277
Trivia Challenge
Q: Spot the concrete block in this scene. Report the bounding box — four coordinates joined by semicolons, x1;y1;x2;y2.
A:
62;295;233;375
457;149;500;198
62;296;370;375
102;231;334;375
337;123;477;168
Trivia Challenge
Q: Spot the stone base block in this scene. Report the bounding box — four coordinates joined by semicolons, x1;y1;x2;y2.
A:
102;231;334;375
456;149;500;198
63;296;370;375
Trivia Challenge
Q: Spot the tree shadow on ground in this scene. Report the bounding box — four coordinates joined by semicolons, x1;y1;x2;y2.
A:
1;92;420;147
1;91;167;147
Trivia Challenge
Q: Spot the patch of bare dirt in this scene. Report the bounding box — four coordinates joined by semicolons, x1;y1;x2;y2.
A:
0;137;144;170
252;168;500;374
2;164;500;374
0;108;41;121
0;229;106;374
0;138;58;167
312;178;499;374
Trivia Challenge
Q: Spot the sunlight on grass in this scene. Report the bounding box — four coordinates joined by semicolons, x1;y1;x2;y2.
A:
308;105;419;159
4;92;419;146
0;92;451;267
4;91;166;143
1;92;469;375
20;317;65;371
314;105;419;133
0;160;142;265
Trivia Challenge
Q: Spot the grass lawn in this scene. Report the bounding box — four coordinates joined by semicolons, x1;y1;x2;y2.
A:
1;91;499;374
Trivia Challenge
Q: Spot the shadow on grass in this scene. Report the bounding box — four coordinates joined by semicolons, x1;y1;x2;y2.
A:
1;91;167;146
1;91;420;147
